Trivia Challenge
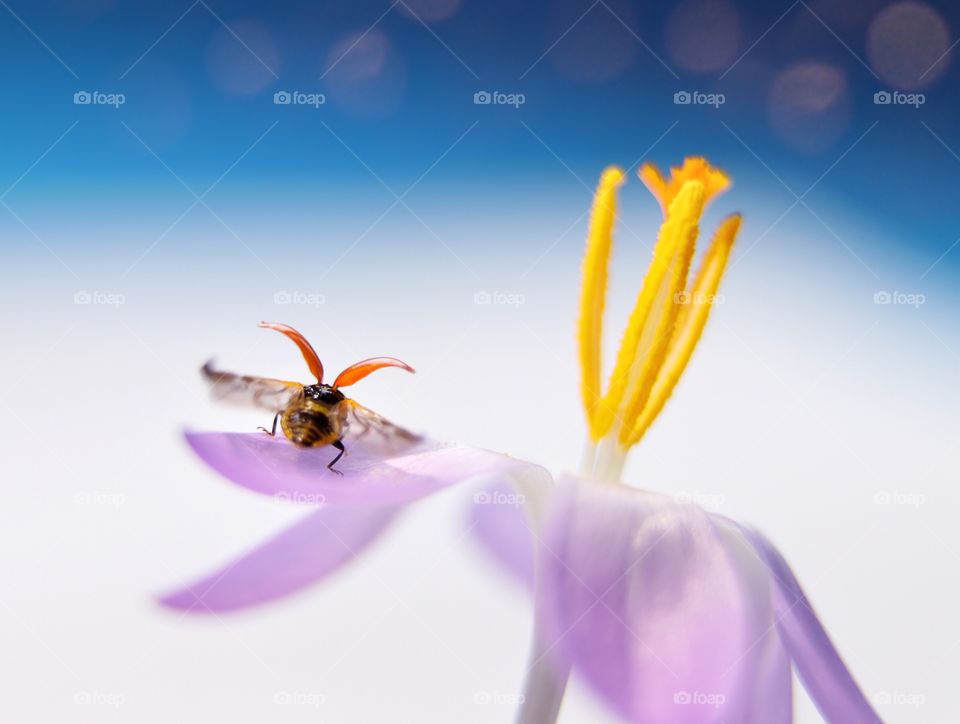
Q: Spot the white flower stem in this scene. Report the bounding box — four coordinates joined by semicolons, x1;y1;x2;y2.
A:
514;623;572;724
590;436;627;483
514;439;627;724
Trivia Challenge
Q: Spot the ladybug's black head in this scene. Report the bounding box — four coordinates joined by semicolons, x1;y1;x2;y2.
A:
302;383;346;405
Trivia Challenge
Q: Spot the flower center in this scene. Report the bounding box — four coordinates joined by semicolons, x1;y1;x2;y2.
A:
577;157;741;481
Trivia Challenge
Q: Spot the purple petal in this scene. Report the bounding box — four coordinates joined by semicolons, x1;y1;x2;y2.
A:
159;504;397;613
185;431;535;506
742;527;881;724
467;480;536;589
746;616;794;724
536;476;785;723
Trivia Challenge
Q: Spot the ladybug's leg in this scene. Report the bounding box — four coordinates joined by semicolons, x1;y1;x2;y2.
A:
258;412;280;436
327;439;346;475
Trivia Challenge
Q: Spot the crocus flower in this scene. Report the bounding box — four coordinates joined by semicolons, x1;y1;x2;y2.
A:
472;159;881;724
163;157;880;724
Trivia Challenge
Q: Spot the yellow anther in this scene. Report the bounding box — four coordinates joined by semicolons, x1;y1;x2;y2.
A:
623;214;741;447
578;166;626;441
594;180;706;440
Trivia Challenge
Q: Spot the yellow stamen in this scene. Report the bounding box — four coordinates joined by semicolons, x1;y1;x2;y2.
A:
639;157;730;215
622;214;741;447
616;188;703;445
593;180;706;440
576;156;738;466
578;166;626;440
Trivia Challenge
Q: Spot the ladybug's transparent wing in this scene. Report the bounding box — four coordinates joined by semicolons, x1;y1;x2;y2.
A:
341;399;422;454
202;361;303;412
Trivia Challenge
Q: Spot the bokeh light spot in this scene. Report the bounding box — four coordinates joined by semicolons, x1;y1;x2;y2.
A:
323;31;407;118
867;1;952;89
769;62;850;153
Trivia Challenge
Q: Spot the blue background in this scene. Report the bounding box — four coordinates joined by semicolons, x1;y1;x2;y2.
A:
2;0;958;274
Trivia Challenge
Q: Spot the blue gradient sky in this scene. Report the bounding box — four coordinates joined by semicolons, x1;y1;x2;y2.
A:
2;0;959;258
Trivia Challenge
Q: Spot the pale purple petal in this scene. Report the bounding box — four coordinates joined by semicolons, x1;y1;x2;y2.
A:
744;612;794;724
159;504;397;613
743;527;881;724
185;431;534;506
537;477;781;723
467;481;536;589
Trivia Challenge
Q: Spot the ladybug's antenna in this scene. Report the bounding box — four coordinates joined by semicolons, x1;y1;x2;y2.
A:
333;357;415;389
258;322;324;382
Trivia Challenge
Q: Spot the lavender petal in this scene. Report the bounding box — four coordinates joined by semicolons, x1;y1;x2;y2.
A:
185;431;536;506
742;527;882;724
159;504;397;613
537;477;784;723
